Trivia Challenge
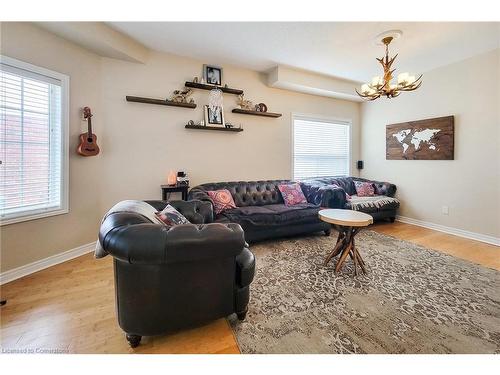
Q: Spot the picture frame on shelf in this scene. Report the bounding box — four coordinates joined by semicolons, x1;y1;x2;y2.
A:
204;105;225;127
203;64;223;86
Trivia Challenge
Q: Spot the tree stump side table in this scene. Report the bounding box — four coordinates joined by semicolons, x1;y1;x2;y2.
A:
318;209;373;276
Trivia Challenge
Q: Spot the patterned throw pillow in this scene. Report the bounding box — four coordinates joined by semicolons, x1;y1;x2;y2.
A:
155;204;190;226
353;181;375;197
207;189;237;215
278;183;308;206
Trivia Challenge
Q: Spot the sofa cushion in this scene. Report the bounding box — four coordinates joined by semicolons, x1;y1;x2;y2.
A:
353;181;375;197
207;189;237;215
278;183;307;206
217;203;321;226
155;204;190;226
346;195;400;213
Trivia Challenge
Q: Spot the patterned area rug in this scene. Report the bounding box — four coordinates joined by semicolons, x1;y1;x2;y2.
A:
229;230;500;353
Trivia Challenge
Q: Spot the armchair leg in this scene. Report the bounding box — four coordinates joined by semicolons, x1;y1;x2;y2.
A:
324;229;331;237
126;334;142;348
390;217;396;223
237;309;248;321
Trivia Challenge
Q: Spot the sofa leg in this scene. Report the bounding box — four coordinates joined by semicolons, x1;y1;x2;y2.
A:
324;229;331;237
390;217;396;223
126;334;142;348
237;309;248;321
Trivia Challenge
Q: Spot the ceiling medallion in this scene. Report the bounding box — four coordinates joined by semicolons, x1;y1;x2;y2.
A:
356;31;422;101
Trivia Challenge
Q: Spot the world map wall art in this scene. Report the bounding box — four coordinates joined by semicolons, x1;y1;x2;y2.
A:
386;116;454;160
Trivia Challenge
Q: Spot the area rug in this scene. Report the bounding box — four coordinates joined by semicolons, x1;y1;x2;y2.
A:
228;230;500;353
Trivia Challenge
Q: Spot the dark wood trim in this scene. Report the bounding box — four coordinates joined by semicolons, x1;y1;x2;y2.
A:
231;108;282;118
184;81;243;95
126;96;197;109
185;125;243;132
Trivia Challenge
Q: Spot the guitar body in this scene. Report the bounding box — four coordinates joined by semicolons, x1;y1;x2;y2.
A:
77;133;100;156
77;106;100;156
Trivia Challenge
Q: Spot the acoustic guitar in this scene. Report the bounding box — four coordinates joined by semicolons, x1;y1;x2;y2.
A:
77;106;100;156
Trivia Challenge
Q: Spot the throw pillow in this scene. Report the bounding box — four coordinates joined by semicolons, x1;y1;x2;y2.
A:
155;204;190;226
207;189;237;215
353;181;375;197
278;183;308;206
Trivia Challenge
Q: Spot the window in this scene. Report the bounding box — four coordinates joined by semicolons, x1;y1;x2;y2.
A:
0;56;69;225
293;115;350;180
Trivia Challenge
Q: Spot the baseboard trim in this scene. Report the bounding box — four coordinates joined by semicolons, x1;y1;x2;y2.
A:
396;216;500;247
0;242;96;285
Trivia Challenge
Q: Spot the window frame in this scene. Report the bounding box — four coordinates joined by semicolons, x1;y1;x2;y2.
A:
0;55;69;226
291;113;352;180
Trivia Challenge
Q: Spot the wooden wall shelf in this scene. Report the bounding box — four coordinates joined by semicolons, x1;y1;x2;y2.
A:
185;81;243;95
126;95;197;109
185;125;243;133
231;108;282;118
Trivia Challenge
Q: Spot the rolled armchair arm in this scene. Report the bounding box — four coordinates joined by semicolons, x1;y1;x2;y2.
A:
145;199;214;224
100;212;245;265
235;247;255;288
300;182;347;208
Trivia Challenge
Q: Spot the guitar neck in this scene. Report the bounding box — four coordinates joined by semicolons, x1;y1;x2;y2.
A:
87;116;93;136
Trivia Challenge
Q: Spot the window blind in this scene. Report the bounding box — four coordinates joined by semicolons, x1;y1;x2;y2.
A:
293;117;350;180
0;60;65;223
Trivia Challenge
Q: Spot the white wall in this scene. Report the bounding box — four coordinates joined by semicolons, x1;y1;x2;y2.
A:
0;22;361;272
361;49;500;239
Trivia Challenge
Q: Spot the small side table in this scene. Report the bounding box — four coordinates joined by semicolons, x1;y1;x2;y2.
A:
319;209;373;276
161;184;189;201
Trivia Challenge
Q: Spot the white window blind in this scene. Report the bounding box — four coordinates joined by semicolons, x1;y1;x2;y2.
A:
0;56;68;225
293;116;350;180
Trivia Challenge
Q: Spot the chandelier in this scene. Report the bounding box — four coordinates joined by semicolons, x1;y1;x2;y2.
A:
356;33;422;101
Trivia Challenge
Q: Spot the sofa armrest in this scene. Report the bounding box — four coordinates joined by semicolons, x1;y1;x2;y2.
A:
300;182;347;208
188;187;213;204
353;177;397;197
235;247;255;288
100;212;245;265
145;199;214;224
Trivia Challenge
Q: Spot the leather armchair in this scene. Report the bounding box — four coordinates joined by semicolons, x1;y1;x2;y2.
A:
98;200;255;348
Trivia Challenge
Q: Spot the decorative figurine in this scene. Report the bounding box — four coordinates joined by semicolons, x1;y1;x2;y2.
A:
237;94;254;111
170;88;193;103
255;103;268;112
193;77;199;83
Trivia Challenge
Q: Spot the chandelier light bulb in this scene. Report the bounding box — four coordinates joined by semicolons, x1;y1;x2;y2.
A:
397;72;409;85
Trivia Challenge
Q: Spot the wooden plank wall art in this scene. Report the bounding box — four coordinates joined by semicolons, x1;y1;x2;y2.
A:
386;116;454;160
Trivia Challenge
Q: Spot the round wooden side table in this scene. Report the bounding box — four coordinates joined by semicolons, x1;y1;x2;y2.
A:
319;209;373;275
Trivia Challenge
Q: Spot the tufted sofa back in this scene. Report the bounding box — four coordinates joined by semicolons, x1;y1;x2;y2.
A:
189;180;291;207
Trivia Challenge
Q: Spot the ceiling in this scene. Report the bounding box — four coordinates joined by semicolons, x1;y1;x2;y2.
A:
108;22;500;82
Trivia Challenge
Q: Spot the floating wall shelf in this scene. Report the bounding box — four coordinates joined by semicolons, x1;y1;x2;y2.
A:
185;125;243;133
126;95;197;109
185;81;244;95
231;108;282;118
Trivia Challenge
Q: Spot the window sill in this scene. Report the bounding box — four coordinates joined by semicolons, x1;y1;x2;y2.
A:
0;207;69;226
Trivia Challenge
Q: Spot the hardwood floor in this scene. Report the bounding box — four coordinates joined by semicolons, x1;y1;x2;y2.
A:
1;221;498;353
371;221;500;271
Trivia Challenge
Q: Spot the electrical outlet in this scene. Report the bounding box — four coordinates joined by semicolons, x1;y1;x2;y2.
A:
442;205;449;215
